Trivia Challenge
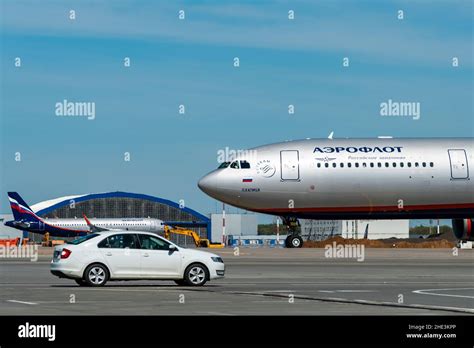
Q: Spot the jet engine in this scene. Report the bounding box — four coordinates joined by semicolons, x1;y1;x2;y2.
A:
452;219;474;241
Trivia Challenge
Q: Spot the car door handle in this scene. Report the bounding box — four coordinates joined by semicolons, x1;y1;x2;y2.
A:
143;253;149;257
105;252;112;256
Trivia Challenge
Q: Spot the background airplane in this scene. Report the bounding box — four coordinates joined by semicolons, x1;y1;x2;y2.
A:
198;137;474;247
5;192;165;237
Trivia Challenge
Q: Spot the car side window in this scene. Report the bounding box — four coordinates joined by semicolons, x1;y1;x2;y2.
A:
98;234;139;249
138;234;170;251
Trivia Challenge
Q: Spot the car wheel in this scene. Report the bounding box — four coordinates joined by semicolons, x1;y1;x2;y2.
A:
74;279;88;286
84;264;109;287
174;279;186;286
184;263;209;286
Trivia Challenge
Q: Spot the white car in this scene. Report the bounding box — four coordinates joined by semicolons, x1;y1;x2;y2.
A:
50;231;225;286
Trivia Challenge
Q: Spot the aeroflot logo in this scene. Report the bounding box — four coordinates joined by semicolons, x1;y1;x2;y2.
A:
313;146;403;154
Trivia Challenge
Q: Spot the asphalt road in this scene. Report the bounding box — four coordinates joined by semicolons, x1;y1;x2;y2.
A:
0;248;473;315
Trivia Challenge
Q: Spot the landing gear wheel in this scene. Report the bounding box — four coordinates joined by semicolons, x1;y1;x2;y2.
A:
84;264;109;287
174;279;187;286
286;235;303;248
74;279;88;286
184;263;209;286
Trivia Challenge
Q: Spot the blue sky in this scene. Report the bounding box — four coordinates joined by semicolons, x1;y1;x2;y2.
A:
1;0;472;225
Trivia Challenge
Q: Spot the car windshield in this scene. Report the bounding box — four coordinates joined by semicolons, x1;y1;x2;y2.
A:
218;162;230;169
68;233;99;245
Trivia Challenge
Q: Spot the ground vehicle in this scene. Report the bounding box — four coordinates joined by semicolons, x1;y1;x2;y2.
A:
163;226;224;248
50;231;225;287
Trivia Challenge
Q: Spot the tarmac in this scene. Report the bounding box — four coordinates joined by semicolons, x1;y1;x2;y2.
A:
0;247;473;315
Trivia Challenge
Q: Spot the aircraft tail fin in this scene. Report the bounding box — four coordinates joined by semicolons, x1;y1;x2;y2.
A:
83;214;108;232
7;192;40;222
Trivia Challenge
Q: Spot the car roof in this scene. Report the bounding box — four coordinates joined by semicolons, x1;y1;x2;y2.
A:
94;231;159;236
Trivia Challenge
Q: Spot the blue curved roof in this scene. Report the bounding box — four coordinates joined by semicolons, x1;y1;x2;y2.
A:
35;191;210;223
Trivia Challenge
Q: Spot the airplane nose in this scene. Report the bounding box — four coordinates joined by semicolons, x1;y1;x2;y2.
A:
198;173;216;194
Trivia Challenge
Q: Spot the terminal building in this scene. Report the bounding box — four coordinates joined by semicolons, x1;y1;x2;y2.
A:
300;219;409;241
4;192;211;246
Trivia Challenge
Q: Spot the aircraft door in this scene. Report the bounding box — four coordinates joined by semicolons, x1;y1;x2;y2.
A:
280;150;300;181
448;149;469;179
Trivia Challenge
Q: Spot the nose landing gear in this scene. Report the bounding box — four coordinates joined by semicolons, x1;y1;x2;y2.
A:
282;216;303;248
285;234;303;248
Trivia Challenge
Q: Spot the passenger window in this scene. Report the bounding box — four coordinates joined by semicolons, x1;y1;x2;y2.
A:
430;162;434;167
332;163;336;168
415;162;419;167
325;163;329;168
385;163;389;168
340;163;344;168
230;161;240;169
377;163;382;168
408;162;412;167
317;163;321;168
370;163;374;168
355;163;359;168
98;234;139;249
362;163;367;168
240;161;251;169
400;162;404;168
422;162;426;167
348;163;352;168
138;234;170;251
392;162;396;167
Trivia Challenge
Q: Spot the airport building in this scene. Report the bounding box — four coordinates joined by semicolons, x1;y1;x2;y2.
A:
19;192;211;246
210;213;257;244
300;219;409;241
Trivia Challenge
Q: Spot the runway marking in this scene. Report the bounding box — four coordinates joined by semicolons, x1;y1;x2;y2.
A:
226;291;474;314
318;290;375;293
7;300;38;305
199;312;235;316
334;290;376;293
413;288;474;299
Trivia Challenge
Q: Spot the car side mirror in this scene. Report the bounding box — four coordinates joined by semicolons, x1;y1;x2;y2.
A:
169;245;178;252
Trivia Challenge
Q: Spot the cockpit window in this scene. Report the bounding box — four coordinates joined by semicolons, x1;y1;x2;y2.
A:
218;162;230;169
240;161;251;169
230;161;240;169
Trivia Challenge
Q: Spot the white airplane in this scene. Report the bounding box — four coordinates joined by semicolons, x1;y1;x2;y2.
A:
198;137;474;247
6;192;165;237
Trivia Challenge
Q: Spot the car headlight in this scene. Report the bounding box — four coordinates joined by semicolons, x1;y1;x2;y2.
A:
211;256;223;263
